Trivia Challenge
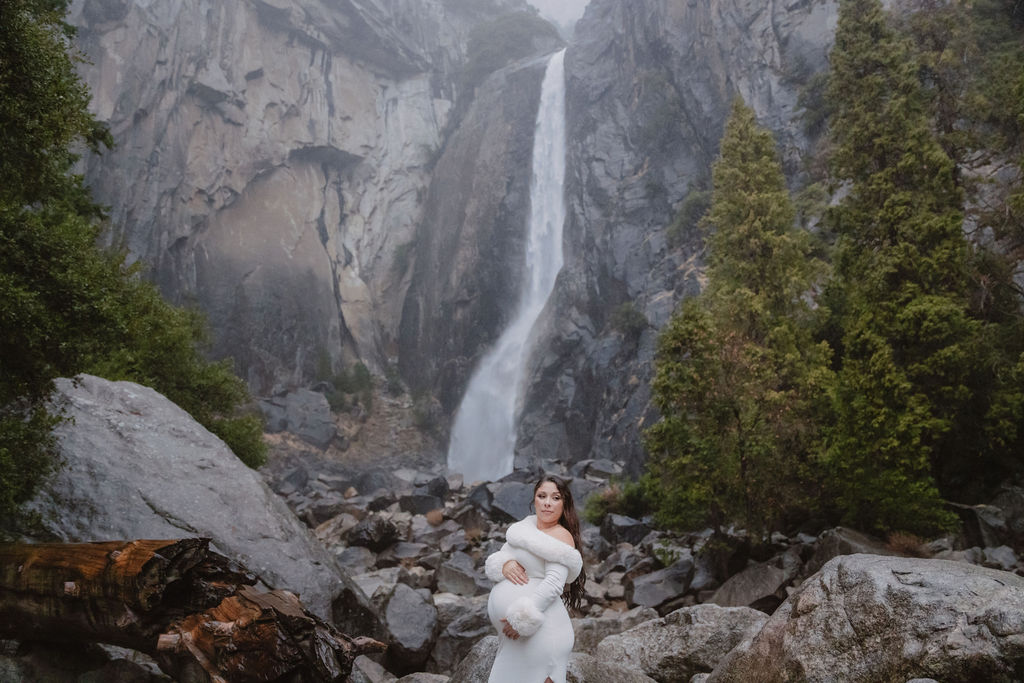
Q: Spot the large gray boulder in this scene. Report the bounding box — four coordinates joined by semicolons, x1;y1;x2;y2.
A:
384;583;438;673
572;606;659;653
595;604;768;682
25;375;366;622
566;653;658;683
708;554;1024;682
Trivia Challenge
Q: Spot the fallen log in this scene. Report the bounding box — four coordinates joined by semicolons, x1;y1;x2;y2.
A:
0;539;384;682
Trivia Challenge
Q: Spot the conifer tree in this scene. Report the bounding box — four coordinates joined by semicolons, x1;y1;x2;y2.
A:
823;0;996;533
644;99;830;536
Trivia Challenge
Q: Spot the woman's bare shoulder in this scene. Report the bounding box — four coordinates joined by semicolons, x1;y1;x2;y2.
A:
547;525;575;548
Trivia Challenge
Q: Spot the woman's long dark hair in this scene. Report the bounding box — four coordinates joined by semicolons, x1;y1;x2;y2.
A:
534;474;586;612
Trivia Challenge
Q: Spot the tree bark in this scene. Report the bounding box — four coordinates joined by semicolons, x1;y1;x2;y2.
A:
0;539;384;682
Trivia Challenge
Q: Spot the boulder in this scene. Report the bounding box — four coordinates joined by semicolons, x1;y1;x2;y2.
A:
396;673;449;682
351;654;398;683
626;557;694;611
708;561;787;613
384;583;438;673
447;635;499;682
566;652;659;682
400;493;445;515
602;514;651;546
262;388;337;448
24;376;361;621
490;481;534;522
708;554;1024;682
436;551;487;596
596;604;768;682
429;595;493;673
348;514;401;552
572;606;659;653
804;527;895;575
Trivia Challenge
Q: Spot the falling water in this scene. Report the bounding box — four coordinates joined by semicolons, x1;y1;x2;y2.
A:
447;49;567;483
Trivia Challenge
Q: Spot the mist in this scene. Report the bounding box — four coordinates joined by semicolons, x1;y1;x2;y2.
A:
527;0;590;32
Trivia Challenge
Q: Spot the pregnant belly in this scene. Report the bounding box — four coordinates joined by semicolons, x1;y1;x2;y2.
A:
487;578;542;630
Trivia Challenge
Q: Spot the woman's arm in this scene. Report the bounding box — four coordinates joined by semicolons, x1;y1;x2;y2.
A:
503;561;570;637
484;542;516;583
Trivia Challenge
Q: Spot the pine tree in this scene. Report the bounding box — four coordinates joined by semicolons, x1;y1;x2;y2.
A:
1;0;265;526
822;0;998;534
644;99;831;536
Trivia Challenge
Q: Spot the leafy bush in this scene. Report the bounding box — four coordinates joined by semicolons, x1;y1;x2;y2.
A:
583;479;649;526
609;302;648;340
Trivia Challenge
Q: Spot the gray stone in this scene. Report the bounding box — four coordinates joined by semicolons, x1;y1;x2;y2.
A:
396;674;449;682
429;595;493;673
567;652;659;683
805;527;896;576
626;557;694;610
572;606;659;653
283;388;337;448
384;583;438;671
336;545;377;575
982;545;1018;571
436;551;486;597
25;376;360;621
351;655;398;683
708;562;787;613
602;514;651;546
708;554;1024;682
490;481;534;522
347;514;401;552
447;635;498;682
399;493;445;515
596;604;768;682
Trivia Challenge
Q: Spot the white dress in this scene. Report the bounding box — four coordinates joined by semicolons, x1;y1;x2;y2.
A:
484;515;584;683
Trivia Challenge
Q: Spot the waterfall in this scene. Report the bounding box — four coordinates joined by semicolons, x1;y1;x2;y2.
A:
447;49;567;484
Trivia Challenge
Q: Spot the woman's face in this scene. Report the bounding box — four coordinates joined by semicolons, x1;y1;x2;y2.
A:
534;481;565;525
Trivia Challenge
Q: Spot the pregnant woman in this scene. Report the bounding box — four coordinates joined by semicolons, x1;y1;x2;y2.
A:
484;474;586;683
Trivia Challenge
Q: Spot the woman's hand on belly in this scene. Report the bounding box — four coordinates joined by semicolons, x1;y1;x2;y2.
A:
502;559;529;585
500;618;521;640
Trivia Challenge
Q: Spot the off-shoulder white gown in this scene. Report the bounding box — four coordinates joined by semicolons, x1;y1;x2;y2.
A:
484;516;583;683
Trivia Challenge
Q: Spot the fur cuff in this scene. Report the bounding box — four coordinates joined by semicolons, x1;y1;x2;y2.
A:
485;547;514;583
505;597;545;637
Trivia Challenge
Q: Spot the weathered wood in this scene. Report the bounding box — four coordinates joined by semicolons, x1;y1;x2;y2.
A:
0;540;384;682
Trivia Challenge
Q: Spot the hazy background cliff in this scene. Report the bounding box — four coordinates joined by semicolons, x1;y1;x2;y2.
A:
69;0;839;472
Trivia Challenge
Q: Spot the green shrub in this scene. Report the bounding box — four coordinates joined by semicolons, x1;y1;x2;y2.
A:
583;479;650;526
609;302;648;340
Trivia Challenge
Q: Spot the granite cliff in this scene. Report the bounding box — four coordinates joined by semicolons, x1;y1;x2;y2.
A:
71;0;840;471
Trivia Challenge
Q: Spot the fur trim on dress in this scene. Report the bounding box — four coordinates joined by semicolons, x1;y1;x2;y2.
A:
504;515;583;582
505;596;546;637
485;544;515;583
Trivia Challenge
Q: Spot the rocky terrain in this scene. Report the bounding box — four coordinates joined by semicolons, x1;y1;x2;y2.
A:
5;375;1023;681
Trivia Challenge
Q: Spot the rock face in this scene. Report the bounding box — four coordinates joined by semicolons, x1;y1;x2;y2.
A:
68;0;844;472
514;0;839;473
708;554;1024;682
595;605;768;682
22;375;364;621
68;0;539;395
398;54;555;415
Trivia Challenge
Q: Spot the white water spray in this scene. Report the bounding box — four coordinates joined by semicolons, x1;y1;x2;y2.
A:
447;49;567;483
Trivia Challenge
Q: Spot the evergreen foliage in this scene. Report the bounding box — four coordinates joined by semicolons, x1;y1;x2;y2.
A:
1;0;265;523
644;100;831;536
821;0;1022;534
